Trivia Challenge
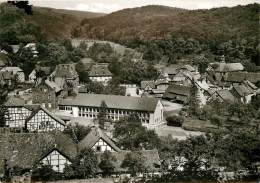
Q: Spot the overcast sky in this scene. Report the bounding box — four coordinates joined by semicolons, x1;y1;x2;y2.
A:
20;0;260;13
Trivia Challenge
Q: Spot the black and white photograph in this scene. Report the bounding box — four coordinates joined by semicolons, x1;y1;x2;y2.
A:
0;0;259;182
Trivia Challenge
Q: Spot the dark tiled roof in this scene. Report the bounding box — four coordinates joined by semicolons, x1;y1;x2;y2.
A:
79;127;121;152
164;84;192;96
45;80;62;92
216;90;235;102
35;66;52;75
89;63;112;77
225;72;260;84
0;132;77;172
54;64;78;78
59;94;159;112
232;84;254;97
210;62;244;72
5;96;26;106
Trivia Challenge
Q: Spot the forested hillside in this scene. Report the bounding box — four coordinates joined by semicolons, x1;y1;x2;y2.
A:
76;4;259;42
0;3;103;43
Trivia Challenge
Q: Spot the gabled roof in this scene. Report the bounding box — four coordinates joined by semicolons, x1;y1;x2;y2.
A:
5;96;26;106
232;83;254;97
25;106;66;126
210;62;244;72
79;127;121;152
80;58;95;71
164;84;192;97
0;67;23;73
0;132;77;172
216;90;235;102
54;64;78;78
59;94;159;112
45;80;62;93
141;80;155;90
155;79;169;86
35;66;52;75
225;72;260;84
0;53;8;67
177;65;196;72
89;63;113;77
10;45;20;53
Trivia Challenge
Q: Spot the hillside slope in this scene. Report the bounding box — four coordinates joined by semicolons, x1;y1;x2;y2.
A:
76;4;259;42
0;3;104;42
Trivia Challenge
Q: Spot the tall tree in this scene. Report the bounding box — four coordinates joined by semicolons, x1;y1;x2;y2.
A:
121;152;147;176
99;150;116;177
0;87;8;127
97;101;108;129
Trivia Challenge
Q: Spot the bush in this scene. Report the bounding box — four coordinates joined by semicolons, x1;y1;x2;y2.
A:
166;115;184;127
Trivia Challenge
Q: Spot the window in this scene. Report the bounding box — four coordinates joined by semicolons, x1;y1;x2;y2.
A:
96;146;101;152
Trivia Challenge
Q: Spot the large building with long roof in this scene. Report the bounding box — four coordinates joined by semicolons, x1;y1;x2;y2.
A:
58;94;164;126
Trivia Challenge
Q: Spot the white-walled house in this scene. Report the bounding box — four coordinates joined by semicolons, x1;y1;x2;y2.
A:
40;148;72;173
79;127;121;152
0;67;25;83
26;106;65;132
88;63;113;85
58;94;164;126
4;97;36;128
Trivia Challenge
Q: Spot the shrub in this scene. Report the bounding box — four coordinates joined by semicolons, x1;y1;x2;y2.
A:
166;115;184;127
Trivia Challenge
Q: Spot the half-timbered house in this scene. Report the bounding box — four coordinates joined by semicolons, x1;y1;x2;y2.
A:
25;106;65;132
79;127;121;152
39;148;72;173
0;132;77;174
4;97;38;128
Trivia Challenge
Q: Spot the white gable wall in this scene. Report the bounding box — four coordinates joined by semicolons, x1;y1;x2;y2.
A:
92;138;115;152
148;100;164;126
41;150;71;173
26;110;65;132
6;107;32;128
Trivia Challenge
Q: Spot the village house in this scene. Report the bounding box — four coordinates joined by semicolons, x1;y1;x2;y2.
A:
0;70;14;86
28;66;52;84
140;79;169;98
160;64;200;82
10;45;20;54
207;61;244;87
210;89;236;103
224;71;260;84
163;84;192;104
32;79;62;109
0;132;77;174
79;57;95;71
141;80;156;93
0;52;8;69
49;63;79;95
79;126;121;152
24;43;38;57
25;106;66;132
4;96;36;128
58;94;164;126
88;63;113;85
0;66;25;83
0;132;160;175
230;82;257;104
120;84;139;97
